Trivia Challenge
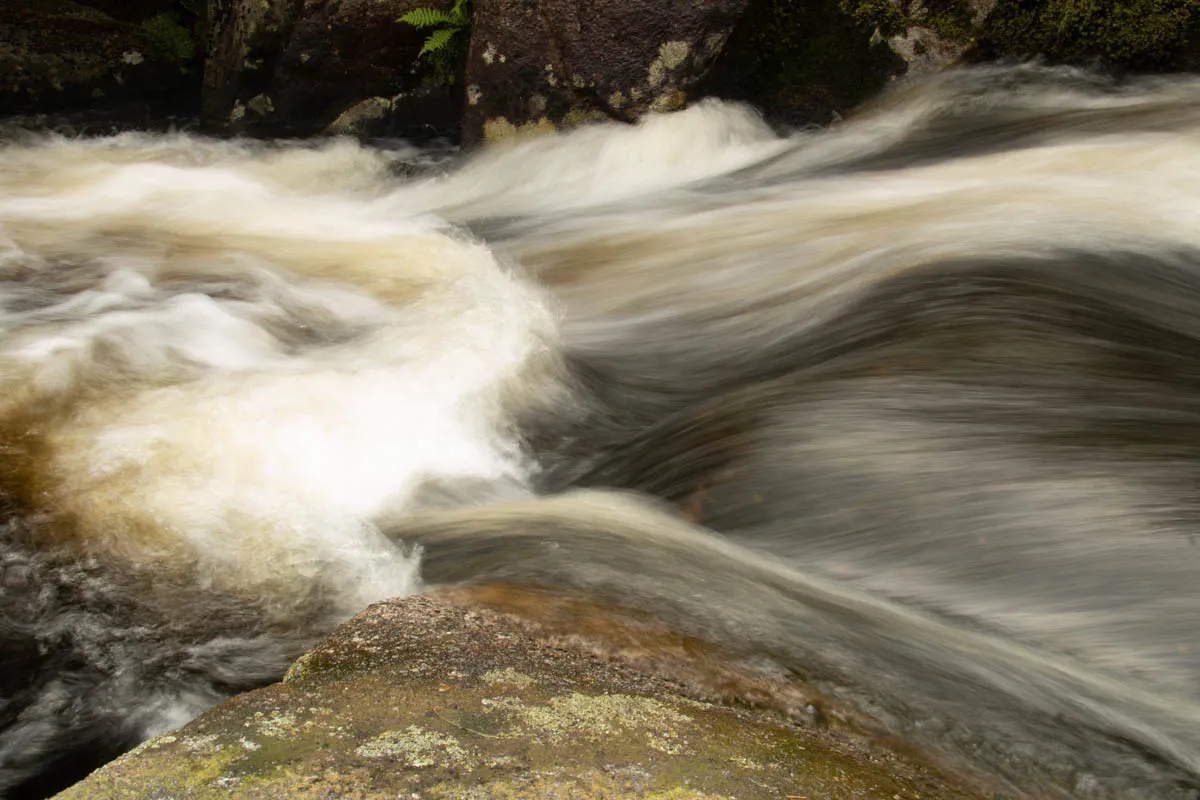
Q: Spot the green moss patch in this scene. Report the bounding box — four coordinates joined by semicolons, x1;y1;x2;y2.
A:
985;0;1198;67
842;0;977;41
140;10;198;62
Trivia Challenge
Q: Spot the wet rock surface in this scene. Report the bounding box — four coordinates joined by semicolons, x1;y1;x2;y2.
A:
57;590;985;800
461;0;749;144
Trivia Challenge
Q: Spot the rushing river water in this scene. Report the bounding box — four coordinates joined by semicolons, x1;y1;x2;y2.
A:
2;63;1200;799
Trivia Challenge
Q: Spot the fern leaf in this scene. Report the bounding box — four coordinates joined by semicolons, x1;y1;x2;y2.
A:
419;26;460;56
449;0;470;23
399;8;454;28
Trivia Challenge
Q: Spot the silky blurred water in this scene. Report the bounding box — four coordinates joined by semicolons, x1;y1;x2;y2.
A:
4;64;1200;799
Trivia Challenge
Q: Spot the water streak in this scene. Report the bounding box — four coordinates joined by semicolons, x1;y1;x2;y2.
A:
3;64;1200;800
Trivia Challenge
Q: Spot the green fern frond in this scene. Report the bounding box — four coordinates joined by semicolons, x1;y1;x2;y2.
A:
399;0;471;81
399;7;455;29
419;26;460;55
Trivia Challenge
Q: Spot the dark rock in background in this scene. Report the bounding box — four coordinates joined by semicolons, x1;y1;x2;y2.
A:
699;0;907;129
0;0;201;119
202;0;461;138
4;0;1197;142
201;0;293;128
459;0;749;145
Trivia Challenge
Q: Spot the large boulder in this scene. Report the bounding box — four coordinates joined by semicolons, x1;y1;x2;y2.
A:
0;0;199;119
203;0;462;138
461;0;750;145
698;0;907;127
56;590;985;800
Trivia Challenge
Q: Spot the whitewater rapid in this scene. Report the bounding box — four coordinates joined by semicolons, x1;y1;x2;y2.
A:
3;64;1200;800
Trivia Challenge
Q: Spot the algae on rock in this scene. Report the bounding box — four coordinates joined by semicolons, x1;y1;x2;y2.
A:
56;593;985;800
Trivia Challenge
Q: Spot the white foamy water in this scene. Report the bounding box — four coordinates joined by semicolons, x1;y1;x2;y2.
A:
0;132;559;617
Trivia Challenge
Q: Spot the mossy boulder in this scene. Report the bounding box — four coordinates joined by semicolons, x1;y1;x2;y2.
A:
983;0;1199;68
0;0;199;118
842;0;994;75
461;0;749;145
57;592;984;800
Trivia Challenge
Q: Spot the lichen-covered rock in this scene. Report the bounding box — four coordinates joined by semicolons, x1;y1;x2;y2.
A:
203;0;461;137
0;0;198;117
322;96;397;137
461;0;749;145
56;592;984;800
837;0;994;77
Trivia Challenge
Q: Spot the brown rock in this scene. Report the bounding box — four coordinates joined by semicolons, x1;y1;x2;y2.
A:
461;0;749;145
56;590;987;800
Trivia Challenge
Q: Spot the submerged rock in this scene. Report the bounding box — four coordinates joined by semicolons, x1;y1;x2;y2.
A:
57;591;984;800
